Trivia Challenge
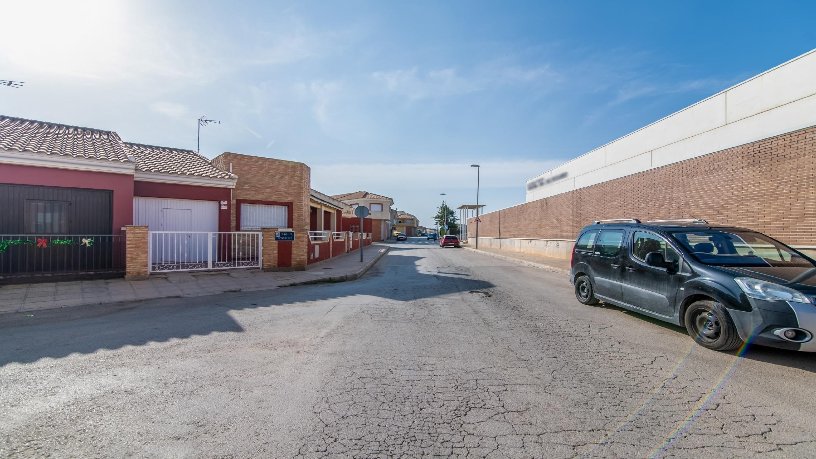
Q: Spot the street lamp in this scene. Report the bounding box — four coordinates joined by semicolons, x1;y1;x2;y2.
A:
471;164;480;249
197;115;221;154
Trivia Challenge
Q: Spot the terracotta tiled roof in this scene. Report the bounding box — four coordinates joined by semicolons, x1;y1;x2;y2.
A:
0;115;131;162
397;211;417;219
125;142;236;179
332;190;393;201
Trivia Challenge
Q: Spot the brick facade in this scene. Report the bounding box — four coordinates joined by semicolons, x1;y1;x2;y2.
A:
471;125;816;246
213;153;311;270
124;225;149;280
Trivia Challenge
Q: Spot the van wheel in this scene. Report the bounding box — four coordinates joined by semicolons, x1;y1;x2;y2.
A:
574;275;599;305
684;300;743;352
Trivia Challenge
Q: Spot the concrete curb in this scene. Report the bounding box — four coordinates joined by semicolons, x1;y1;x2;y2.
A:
463;247;570;274
281;246;391;287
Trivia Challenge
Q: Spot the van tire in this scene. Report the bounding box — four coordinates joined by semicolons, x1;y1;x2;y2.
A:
684;300;743;352
574;275;600;305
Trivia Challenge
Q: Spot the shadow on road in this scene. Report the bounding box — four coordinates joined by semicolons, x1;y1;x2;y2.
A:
597;302;816;373
0;251;493;366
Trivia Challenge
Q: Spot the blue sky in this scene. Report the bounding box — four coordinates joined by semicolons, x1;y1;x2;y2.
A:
1;0;814;228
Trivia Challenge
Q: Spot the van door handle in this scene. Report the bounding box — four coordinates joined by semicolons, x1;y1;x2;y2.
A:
610;263;621;269
625;266;636;272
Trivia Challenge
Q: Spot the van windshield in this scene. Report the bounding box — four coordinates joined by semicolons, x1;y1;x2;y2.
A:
670;230;814;267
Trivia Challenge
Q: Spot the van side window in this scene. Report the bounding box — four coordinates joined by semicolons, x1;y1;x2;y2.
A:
575;231;597;251
632;231;679;263
596;230;624;257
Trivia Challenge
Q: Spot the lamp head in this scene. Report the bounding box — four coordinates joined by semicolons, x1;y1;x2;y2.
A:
470;164;479;168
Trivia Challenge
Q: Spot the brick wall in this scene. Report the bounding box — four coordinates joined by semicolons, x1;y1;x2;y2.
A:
213;153;311;270
124;225;148;280
471;125;816;246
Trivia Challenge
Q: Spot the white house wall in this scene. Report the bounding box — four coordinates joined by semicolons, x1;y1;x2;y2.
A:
526;49;816;202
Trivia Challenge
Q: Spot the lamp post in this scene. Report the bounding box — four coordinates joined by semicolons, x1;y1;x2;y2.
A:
197;115;221;154
471;164;480;249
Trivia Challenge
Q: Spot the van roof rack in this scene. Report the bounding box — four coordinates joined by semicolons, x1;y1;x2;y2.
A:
593;218;641;224
646;218;709;225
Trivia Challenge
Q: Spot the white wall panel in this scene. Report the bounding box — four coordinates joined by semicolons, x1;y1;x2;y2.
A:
727;53;816;122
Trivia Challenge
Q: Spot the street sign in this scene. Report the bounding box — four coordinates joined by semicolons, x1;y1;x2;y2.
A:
354;206;370;218
275;230;295;241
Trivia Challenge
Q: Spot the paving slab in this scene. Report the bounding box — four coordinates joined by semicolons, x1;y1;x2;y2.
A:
0;244;389;316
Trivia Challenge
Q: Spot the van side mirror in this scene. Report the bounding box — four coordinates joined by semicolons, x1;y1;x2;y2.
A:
645;251;667;268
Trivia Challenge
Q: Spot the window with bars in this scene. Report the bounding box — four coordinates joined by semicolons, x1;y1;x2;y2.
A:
25;200;69;234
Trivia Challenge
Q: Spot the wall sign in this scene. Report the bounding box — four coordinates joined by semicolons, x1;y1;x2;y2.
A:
275;230;295;241
527;171;568;191
220;200;228;210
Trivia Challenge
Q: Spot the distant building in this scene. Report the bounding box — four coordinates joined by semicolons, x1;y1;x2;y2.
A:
393;211;419;237
332;191;395;241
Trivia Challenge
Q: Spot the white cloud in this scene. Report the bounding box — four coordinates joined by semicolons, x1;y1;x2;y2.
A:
372;61;560;101
372;67;480;100
311;159;561;193
150;101;191;120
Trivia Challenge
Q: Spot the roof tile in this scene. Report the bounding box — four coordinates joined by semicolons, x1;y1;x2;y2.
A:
0;115;131;162
125;142;235;180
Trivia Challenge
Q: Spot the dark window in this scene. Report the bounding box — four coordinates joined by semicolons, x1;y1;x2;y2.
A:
632;231;679;263
25;200;69;234
575;231;597;251
596;230;624;257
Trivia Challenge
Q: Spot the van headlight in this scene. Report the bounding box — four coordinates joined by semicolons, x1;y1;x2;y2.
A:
734;277;812;304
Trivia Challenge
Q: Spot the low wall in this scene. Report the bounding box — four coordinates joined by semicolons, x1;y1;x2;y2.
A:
476;237;574;260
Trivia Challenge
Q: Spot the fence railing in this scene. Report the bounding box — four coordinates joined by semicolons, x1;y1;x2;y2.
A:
149;231;262;273
308;231;331;242
0;234;124;279
332;232;346;241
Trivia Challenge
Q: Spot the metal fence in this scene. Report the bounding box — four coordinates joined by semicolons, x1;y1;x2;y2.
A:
0;234;125;280
149;231;262;273
308;230;331;242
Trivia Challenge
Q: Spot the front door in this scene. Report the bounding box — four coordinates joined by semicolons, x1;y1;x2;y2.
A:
588;229;626;301
620;230;682;317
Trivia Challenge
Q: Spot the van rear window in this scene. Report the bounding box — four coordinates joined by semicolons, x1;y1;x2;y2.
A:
575;231;597;251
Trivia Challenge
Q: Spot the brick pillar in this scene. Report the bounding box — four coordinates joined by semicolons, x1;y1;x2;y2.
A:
261;228;279;271
124;225;149;280
292;232;307;270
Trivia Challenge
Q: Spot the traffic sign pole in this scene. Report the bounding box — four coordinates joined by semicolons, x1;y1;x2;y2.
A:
354;206;370;263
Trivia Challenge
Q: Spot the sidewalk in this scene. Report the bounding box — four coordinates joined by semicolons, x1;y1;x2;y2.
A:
0;245;390;316
464;245;571;273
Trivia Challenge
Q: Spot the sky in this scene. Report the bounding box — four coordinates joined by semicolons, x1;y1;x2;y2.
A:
1;0;815;229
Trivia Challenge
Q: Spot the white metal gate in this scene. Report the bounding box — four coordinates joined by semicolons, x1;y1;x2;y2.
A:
148;231;262;273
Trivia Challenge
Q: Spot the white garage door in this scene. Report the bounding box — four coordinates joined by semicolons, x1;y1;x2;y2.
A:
134;197;219;265
134;197;218;231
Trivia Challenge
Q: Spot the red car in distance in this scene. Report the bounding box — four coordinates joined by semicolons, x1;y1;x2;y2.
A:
439;235;461;248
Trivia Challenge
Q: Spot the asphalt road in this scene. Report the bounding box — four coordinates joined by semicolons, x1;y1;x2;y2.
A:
2;238;816;458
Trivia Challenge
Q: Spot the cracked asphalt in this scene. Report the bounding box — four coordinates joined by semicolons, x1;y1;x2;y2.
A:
2;240;816;458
